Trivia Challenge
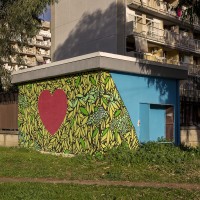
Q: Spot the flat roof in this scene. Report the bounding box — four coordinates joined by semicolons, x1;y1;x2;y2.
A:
12;52;188;84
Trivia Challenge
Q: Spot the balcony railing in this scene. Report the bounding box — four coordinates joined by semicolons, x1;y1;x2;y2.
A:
39;31;51;38
127;21;200;53
126;51;200;77
126;51;181;66
26;62;37;67
36;41;51;48
132;0;175;15
22;48;36;55
186;64;200;76
147;28;200;52
128;0;200;27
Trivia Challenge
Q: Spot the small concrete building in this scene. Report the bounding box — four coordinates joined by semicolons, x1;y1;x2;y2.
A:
12;52;187;153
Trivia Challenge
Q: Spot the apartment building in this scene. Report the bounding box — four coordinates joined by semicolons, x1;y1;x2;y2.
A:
50;0;198;145
126;0;200;146
4;21;51;72
0;21;51;146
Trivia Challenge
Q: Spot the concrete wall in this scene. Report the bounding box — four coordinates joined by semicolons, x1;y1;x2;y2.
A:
51;0;126;61
0;131;19;147
181;127;200;147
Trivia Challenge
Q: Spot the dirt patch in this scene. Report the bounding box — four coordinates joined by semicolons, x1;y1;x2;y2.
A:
0;177;199;191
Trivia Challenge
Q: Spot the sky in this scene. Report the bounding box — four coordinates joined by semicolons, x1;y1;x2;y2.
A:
39;6;51;21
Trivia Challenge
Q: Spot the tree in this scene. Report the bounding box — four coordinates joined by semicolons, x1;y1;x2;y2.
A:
178;0;200;23
0;0;57;91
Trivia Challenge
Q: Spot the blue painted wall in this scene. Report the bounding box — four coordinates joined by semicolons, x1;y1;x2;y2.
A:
111;72;179;144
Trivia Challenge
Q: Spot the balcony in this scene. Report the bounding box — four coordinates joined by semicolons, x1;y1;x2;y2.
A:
186;64;200;76
25;62;37;67
126;51;200;78
39;30;51;38
35;40;51;48
36;50;50;57
128;0;176;16
127;19;200;54
21;48;36;56
126;51;181;65
127;0;200;30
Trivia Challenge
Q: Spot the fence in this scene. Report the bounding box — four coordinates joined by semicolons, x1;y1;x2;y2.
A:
0;92;18;131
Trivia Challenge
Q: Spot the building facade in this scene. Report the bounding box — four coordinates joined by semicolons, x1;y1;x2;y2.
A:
4;21;51;72
0;21;51;147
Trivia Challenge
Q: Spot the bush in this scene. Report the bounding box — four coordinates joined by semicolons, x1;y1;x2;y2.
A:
95;142;200;166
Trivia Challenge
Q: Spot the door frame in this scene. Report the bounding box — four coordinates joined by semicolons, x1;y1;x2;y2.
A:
139;103;175;142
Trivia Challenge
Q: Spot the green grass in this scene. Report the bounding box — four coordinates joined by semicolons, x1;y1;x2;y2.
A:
0;183;199;200
0;143;199;184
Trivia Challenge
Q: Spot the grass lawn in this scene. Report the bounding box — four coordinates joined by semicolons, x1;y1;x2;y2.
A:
0;143;199;184
0;183;199;200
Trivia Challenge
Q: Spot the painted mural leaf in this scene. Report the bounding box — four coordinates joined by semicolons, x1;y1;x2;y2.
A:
61;79;66;86
49;138;56;144
80;107;89;116
109;108;114;120
79;99;85;106
80;138;86;149
114;110;121;117
76;94;83;98
76;140;80;151
102;128;109;136
92;128;98;138
89;77;96;86
70;118;75;127
112;102;119;109
105;77;110;84
68;100;73;108
106;130;110;145
103;95;110;99
75;77;81;87
102;97;108;105
117;134;122;144
73;99;78;108
70;132;73;143
64;150;70;154
82;117;88;125
89;95;95;101
102;102;107;110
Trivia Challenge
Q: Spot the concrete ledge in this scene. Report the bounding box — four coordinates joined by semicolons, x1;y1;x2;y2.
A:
12;52;188;84
181;126;200;130
180;128;200;147
0;131;19;147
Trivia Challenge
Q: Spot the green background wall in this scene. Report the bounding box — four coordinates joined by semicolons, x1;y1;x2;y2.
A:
18;71;138;154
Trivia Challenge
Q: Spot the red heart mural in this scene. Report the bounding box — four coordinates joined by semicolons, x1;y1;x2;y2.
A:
38;89;67;135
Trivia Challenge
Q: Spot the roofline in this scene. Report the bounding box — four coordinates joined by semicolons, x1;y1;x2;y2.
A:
11;52;188;84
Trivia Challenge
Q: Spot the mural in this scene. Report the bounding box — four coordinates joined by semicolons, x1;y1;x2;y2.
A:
18;71;139;154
